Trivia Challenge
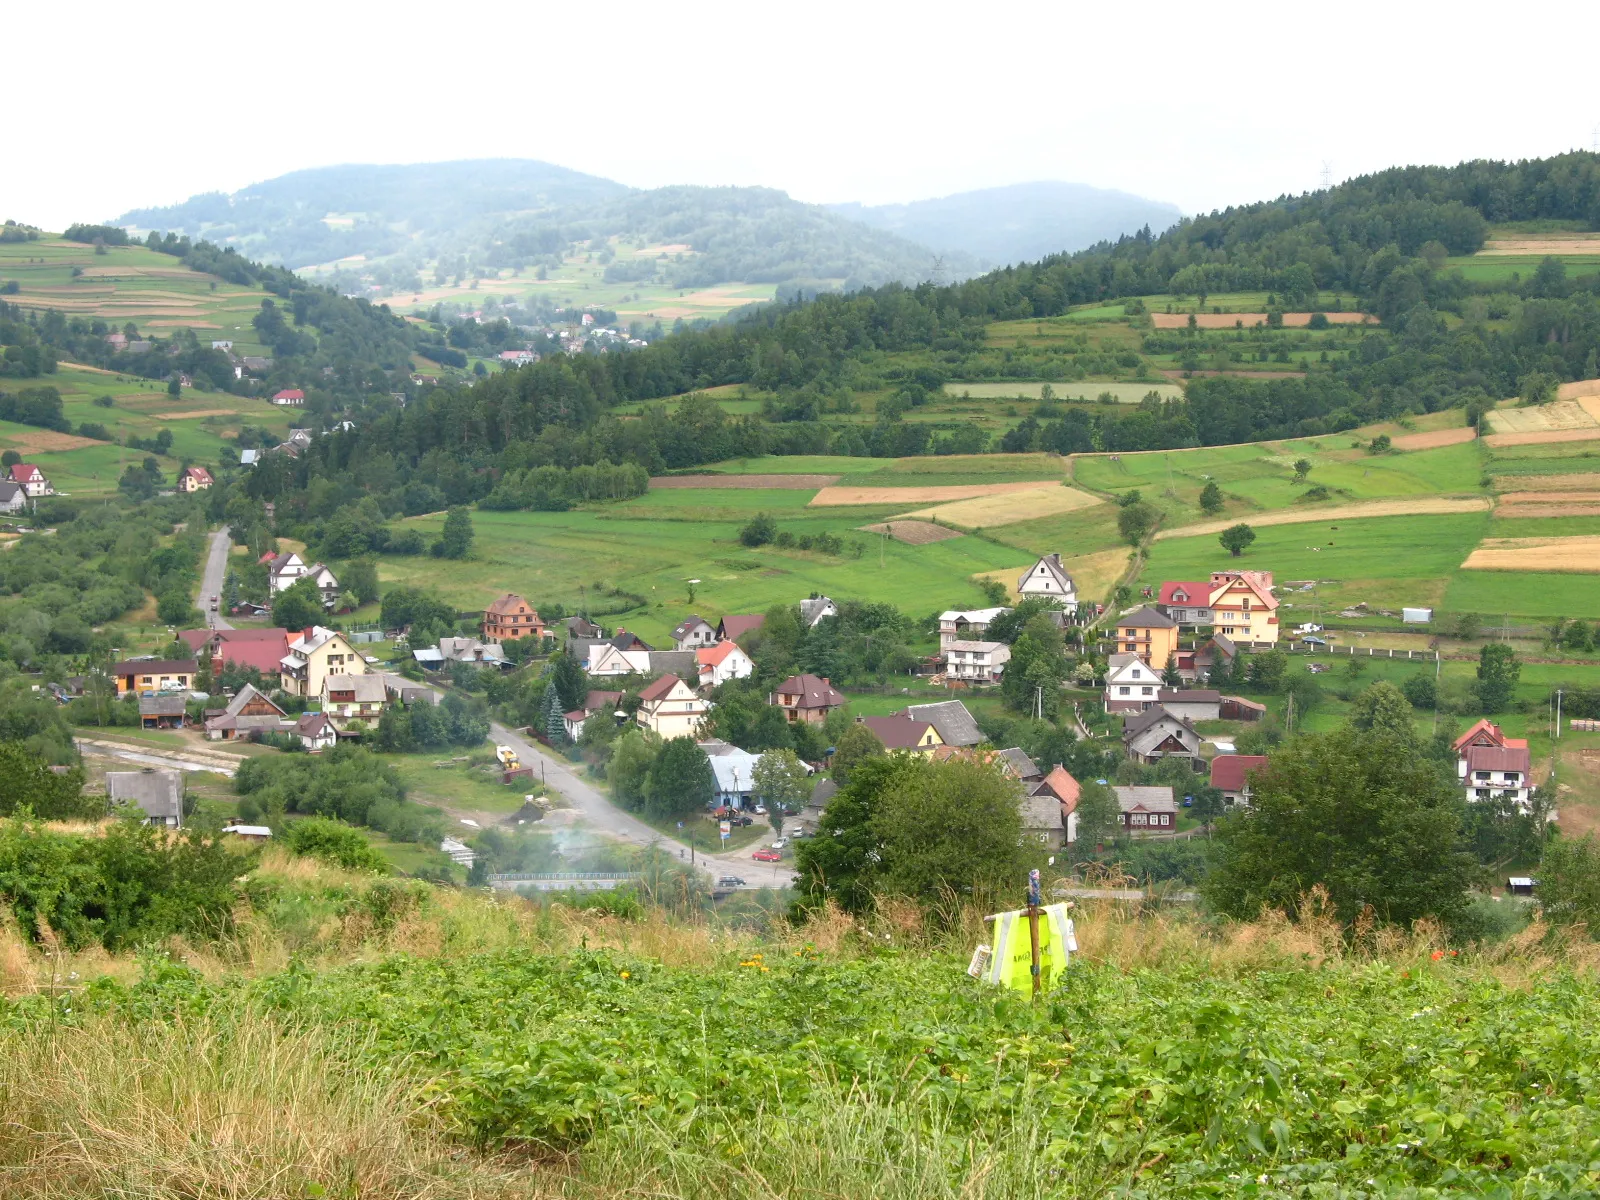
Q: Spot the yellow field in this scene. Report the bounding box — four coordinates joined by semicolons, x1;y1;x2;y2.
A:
1155;496;1492;540
901;485;1104;528
1486;400;1600;434
1462;535;1600;573
972;546;1130;605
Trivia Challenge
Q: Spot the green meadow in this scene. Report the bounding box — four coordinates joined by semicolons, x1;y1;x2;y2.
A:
942;381;1183;403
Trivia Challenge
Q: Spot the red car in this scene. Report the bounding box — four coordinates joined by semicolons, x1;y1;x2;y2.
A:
752;849;783;863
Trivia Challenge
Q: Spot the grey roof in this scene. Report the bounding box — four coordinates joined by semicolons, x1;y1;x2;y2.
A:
1116;605;1178;630
647;650;697;679
107;769;183;822
1124;709;1201;758
0;481;25;504
1113;785;1178;815
798;597;836;627
1158;688;1221;703
1020;790;1066;833
996;747;1041;780
1123;704;1194;738
563;616;602;638
901;700;982;748
324;673;387;702
810;777;838;807
1199;633;1239;660
672;615;713;639
138;695;187;717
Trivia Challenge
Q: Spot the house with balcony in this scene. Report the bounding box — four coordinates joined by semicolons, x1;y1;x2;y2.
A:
943;639;1010;683
937;606;1009;651
1104;652;1160;714
321;674;388;731
635;674;710;738
1454;719;1534;812
482;593;545;643
770;673;844;723
1158;580;1213;627
280;627;368;698
1112;606;1179;671
1207;570;1278;649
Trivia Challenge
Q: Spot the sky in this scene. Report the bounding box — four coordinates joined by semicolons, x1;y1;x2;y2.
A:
10;0;1600;231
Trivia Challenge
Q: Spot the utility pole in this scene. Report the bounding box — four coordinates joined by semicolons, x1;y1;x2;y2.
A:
1557;688;1564;739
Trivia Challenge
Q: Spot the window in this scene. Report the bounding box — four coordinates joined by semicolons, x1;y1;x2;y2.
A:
1141;687;1153;696
1475;771;1490;781
1118;686;1130;696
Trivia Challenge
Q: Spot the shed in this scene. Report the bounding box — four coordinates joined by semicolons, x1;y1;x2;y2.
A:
1507;876;1536;897
1402;607;1433;624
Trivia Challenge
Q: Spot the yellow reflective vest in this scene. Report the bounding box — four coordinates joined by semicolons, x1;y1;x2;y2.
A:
980;904;1077;994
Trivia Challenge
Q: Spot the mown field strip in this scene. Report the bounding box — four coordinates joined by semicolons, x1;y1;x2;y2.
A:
810;481;1060;506
902;485;1104;528
1462;535;1600;573
1155;496;1492;539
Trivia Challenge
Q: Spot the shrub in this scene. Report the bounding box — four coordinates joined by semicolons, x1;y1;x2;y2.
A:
284;818;391;873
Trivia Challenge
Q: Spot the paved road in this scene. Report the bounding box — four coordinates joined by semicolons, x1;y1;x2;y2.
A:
200;525;234;630
487;719;798;888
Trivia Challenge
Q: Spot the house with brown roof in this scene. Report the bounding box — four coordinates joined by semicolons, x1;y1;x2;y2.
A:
858;714;943;754
1122;705;1202;768
111;659;197;696
177;466;214;493
483;593;545;643
635;674;709;738
717;614;765;643
297;710;338;752
564;689;624;741
771;673;844;724
204;683;293;741
1454;720;1533;811
1176;634;1239;683
1210;754;1269;806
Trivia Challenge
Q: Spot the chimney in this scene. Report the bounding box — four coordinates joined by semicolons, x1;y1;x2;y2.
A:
303;627;315;643
822;677;829;687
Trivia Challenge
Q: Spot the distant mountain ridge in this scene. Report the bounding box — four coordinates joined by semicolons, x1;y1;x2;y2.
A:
829;181;1184;267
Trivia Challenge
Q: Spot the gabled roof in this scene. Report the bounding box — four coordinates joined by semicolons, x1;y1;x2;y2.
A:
9;463;42;482
107;770;183;821
1196;634;1238;662
1159;688;1221;703
1019;553;1074;592
773;673;844;709
485;592;535;616
646;649;697;679
939;606;1009;625
138;695;186;716
181;466;214;484
1032;765;1080;809
1105;652;1152;680
610;628;651;651
1210;754;1269;792
1159;581;1210;606
0;481;23;503
798;597;836;627
272;388;305;401
718;614;765;641
697;640;744;667
219;683;285;720
860;714;938;751
996;747;1042;780
1123;704;1195;738
672;615;713;639
902;699;981;747
1453;719;1528;752
583;689;623;714
638;673;686;703
1113;785;1178;815
323;674;386;702
297;711;334;738
1115;605;1178;630
1209;570;1277;610
1464;744;1532;774
1020;790;1067;833
945;639;1007;654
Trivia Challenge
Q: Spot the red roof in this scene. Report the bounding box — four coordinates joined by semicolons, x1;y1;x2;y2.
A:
697;641;743;666
1035;766;1081;811
216;632;291;674
718;614;765;641
1453;719;1527;752
9;464;41;482
1210;754;1269;793
273;389;305;401
583;689;622;714
1159;581;1209;606
182;466;214;484
638;674;683;703
1464;745;1532;774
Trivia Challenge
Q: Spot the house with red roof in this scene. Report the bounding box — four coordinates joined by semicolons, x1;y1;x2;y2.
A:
696;640;753;688
634;674;709;738
1207;570;1279;648
1210;754;1269;806
178;465;214;493
272;389;305;407
9;463;52;497
716;614;765;643
1158;580;1213;627
1453;720;1533;811
1029;765;1082;846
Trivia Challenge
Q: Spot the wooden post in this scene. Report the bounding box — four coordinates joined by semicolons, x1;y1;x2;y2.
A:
1027;868;1042;999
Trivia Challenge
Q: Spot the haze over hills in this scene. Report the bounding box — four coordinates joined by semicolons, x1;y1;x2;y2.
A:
829;181;1184;267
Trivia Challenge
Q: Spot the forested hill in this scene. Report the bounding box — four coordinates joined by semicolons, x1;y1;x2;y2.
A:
116;160;973;289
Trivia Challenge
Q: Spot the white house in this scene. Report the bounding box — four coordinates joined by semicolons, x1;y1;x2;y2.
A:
1454;719;1534;813
266;551;308;595
943;639;1010;683
0;481;26;514
272;388;306;407
697;640;754;688
1016;554;1077;612
1104;652;1160;714
8;463;52;498
635;674;710;738
296;711;339;752
798;596;838;628
937;606;1009;651
671;615;717;650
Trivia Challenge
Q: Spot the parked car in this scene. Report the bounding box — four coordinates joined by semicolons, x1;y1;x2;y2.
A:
730;814;753;827
770;838;788;851
717;876;747;888
753;805;768;815
1301;636;1328;646
752;849;782;862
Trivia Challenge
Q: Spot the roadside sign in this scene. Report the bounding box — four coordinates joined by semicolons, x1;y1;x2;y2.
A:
719;821;731;834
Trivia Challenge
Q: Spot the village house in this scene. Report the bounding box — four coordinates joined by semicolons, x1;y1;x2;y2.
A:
1175;634;1239;683
180;627;291;678
901;699;983;748
1113;785;1179;834
670;615;717;651
0;481;25;514
321;674;388;731
1211;754;1269;806
107;769;184;828
563;615;603;642
697;640;754;688
272;388;306;407
798;596;838;628
1158;580;1213;627
1028;764;1081;846
296;711;339;752
996;746;1044;783
1113;606;1180;671
265;551;308;595
239;449;260;467
1016;553;1078;611
1220;695;1267;722
858;713;943;755
563;689;623;741
413;637;512;670
203;684;293;741
280;626;369;698
138;695;187;730
177;466;214;493
1104;652;1161;714
717;614;765;642
938;606;1009;651
700;740;764;809
635;674;710;738
1122;705;1202;768
1156;688;1222;723
770;673;845;724
111;658;196;696
943;639;1010;683
9;463;52;498
1208;570;1278;648
1021;788;1069;848
482;593;545;643
1454;719;1534;811
579;642;692;679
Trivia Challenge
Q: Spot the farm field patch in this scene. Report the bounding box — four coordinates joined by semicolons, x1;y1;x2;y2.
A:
1155;496;1491;539
856;520;963;545
944;381;1183;403
1496;472;1600;491
901;484;1103;528
1485;428;1600;448
1461;535;1600;573
1392;427;1476;451
649;474;839;490
1486;400;1600;435
1148;311;1377;329
809;481;1059;507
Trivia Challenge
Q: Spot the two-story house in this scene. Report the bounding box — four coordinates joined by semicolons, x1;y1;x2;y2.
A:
943;639;1010;683
1208;570;1278;649
1017;554;1078;612
671;615;718;651
1103;652;1160;713
203;683;293;741
1210;754;1269;806
177;466;214;493
9;463;52;498
900;700;983;747
321;674;388;731
111;659;196;695
635;674;710;738
1113;785;1180;834
483;593;545;643
696;640;754;688
1158;580;1213;628
799;596;839;628
1113;606;1180;671
266;551;308;595
938;606;1009;651
1122;705;1202;768
770;673;844;724
858;713;944;755
279;626;369;698
1454;719;1534;812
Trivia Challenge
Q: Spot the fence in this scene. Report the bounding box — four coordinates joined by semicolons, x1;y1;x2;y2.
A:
488;871;642;893
1290;643;1438;662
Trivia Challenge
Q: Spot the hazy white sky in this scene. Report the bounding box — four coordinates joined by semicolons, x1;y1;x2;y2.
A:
11;0;1599;230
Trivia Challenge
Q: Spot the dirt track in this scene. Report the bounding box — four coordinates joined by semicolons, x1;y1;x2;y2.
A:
810;481;1058;506
651;474;840;490
1155;496;1491;540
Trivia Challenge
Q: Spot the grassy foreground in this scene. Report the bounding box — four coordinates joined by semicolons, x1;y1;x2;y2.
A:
4;855;1600;1198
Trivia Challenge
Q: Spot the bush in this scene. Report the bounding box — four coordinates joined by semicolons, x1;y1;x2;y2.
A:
284;818;391;873
739;513;777;547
